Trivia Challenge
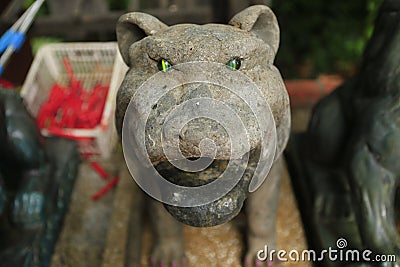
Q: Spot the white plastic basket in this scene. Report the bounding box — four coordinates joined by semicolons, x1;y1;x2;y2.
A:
21;42;128;158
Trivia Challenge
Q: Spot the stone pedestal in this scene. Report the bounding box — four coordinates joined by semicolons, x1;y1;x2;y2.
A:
51;152;310;267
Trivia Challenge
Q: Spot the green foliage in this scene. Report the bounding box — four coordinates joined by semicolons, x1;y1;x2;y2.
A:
23;0;47;15
108;0;130;10
273;0;384;78
23;0;35;9
31;37;62;55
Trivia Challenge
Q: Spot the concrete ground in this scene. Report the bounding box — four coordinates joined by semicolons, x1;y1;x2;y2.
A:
50;107;313;267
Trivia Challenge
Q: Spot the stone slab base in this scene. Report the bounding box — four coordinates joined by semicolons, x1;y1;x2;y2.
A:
51;153;310;267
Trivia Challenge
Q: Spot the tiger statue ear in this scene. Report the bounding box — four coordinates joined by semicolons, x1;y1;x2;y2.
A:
117;12;168;66
229;5;280;56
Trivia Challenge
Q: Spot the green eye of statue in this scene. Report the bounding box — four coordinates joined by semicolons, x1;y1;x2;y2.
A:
227;58;241;70
157;59;172;72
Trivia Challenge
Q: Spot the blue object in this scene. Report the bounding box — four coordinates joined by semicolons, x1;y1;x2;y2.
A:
0;0;45;77
0;30;15;53
10;32;26;51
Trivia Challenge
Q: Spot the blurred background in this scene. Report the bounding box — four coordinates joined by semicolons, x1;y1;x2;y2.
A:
0;0;384;85
0;1;388;267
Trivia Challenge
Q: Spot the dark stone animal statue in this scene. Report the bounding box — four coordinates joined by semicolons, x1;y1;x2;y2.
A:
286;1;400;266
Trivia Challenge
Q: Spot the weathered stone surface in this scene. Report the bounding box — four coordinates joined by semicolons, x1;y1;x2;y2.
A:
116;4;290;225
116;5;290;164
50;152;310;267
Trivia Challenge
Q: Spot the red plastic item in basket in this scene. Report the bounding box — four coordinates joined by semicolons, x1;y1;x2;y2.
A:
36;57;109;136
91;175;120;201
0;79;14;89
